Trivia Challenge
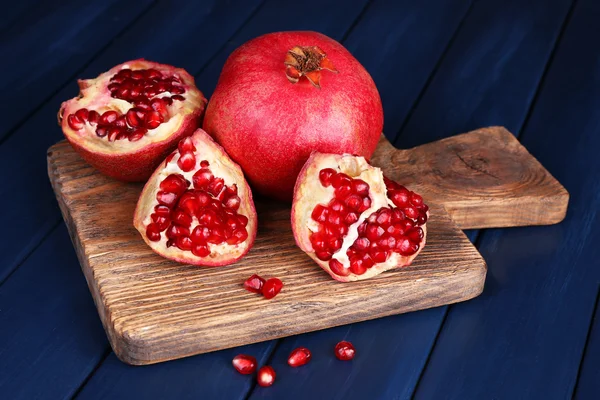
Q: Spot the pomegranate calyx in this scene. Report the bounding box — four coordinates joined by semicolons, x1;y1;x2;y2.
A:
284;46;338;88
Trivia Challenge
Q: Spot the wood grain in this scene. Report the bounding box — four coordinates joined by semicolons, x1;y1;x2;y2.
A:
47;140;486;365
373;126;569;229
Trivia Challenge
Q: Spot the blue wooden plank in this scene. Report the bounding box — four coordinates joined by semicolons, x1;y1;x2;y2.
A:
574;290;600;399
393;0;572;148
0;0;44;32
76;342;277;400
0;224;108;399
0;0;263;284
415;0;600;397
0;0;154;143
254;0;572;398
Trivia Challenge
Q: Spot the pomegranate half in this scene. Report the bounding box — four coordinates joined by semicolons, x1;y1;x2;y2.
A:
203;31;383;201
134;129;257;266
292;153;429;281
59;59;207;181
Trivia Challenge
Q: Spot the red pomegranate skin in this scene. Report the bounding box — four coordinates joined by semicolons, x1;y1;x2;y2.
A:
203;31;383;201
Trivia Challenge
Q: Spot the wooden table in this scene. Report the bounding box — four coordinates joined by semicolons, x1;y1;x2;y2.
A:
1;0;599;398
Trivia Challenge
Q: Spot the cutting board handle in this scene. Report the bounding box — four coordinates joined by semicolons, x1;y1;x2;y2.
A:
371;126;569;229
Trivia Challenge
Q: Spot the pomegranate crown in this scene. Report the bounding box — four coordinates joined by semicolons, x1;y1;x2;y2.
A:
284;46;338;88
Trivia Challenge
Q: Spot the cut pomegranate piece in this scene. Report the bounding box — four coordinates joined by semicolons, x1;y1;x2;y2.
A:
262;278;283;299
232;354;257;375
243;274;266;294
257;366;276;387
291;153;429;282
334;341;356;361
133;129;257;266
287;347;312;367
59;59;207;181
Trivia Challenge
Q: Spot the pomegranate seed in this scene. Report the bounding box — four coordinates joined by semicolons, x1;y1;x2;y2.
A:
410;192;423;206
146;69;162;80
192;168;213;189
160;174;188;195
191;226;210;244
88;110;100;124
237;215;249;227
171;85;185;94
107;127;120;142
397;237;419;256
151;214;170;231
208;178;225;196
232;354;257;375
172;210;192;227
178;137;196;153
176;236;193;251
192;244;210;257
151;98;169;118
146;224;161;241
329;259;350;276
225;195;241;210
352;179;370;196
243;274;265;294
171;94;185;101
288;347;311;367
228;229;248;245
75;108;89;121
407;227;424;242
128;128;146;141
257;366;276;387
349;259;368;275
319;168;336;187
166;224;189;239
67;114;84;130
126;108;146;127
114;115;127;129
262;278;283;299
334;341;355;361
96;127;108;137
177;152;196;172
156;191;179;207
145;110;164;129
200;160;210;168
331;173;351;189
100;110;119;125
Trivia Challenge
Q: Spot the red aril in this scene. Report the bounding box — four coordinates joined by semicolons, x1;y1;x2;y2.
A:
257;366;276;387
59;59;207;181
133;129;257;266
243;274;266;294
291;153;429;282
203;31;383;201
262;278;283;299
232;354;257;375
287;347;312;367
334;341;356;361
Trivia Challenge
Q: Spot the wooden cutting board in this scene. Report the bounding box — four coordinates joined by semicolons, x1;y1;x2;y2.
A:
47;126;567;365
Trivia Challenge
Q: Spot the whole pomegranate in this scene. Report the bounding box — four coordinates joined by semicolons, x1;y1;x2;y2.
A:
59;59;207;181
203;31;383;201
292;152;428;281
133;129;257;266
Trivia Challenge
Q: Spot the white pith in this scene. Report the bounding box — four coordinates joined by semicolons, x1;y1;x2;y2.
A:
61;60;205;154
134;130;256;263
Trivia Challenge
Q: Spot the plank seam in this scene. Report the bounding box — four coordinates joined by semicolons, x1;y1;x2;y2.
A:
0;0;160;148
391;0;477;146
70;347;112;400
571;284;600;399
243;340;283;400
518;0;579;142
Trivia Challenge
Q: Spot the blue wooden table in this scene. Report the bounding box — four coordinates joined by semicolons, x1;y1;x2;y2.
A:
1;0;599;398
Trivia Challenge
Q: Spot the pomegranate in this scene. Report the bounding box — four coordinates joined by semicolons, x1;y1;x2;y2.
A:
243;274;266;294
291;152;428;281
133;129;257;266
59;59;207;181
262;278;283;299
232;354;257;375
257;366;276;387
203;31;383;201
334;341;355;361
288;347;312;367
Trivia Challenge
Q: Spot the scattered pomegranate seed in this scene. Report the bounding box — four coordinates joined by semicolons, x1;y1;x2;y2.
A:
262;278;283;299
232;354;257;375
243;274;266;294
334;341;355;361
257;366;276;387
287;347;312;367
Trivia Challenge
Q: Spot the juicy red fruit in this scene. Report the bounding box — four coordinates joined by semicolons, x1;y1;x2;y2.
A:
257;366;276;387
232;354;257;375
262;278;283;299
134;129;257;266
288;347;312;367
334;341;355;361
244;274;266;294
66;68;187;142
